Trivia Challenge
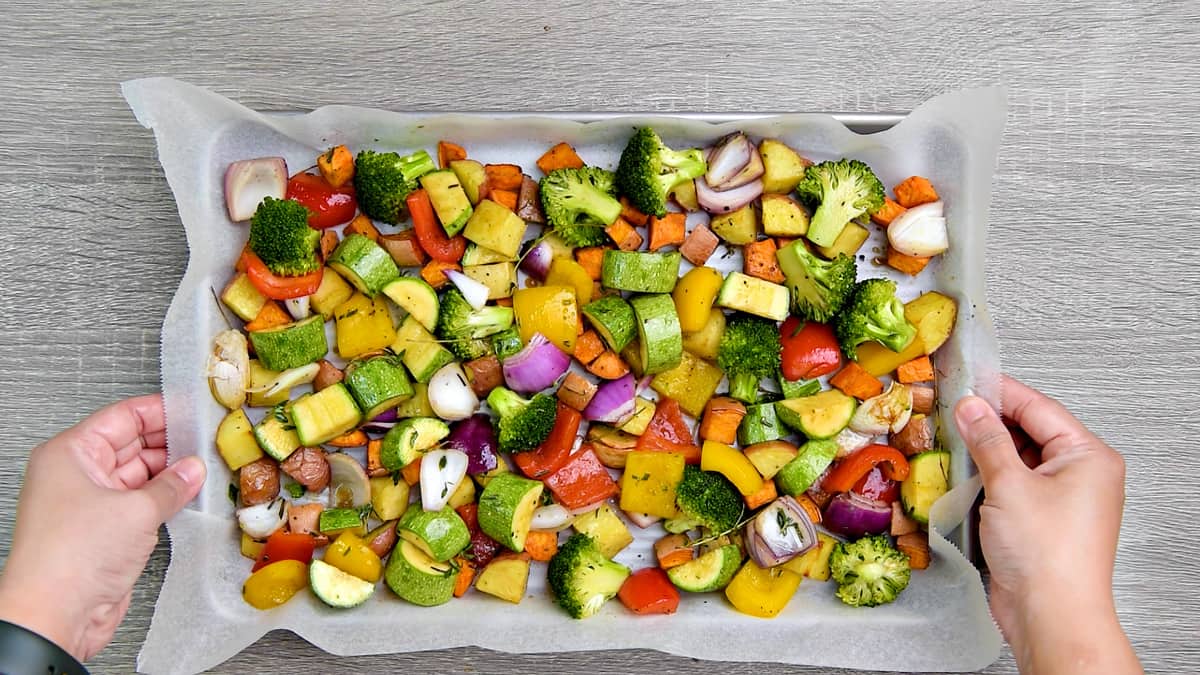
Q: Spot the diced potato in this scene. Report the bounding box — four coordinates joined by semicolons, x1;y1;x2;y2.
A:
681;308;725;361
241;533;266;560
220;273;267;322
447;476;476;509
247;359;290;408
369;476;410;521
904;292;958;355
760;194;810;237
450;159;487;205
816;222;870;260
709;204;758;245
216;409;264;470
743;440;799;480
650;350;724;418
475;554;531;604
572;503;633;558
311;268;355;318
782;532;838;580
618;397;656;436
463;263;517;300
759;139;811;194
463;199;527;259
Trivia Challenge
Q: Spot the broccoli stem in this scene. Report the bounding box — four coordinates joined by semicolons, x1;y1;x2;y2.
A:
728;373;761;404
486;387;525;419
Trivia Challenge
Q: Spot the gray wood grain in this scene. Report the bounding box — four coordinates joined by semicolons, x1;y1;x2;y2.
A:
2;0;1198;672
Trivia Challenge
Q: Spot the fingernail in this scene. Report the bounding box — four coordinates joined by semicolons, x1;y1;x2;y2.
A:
173;456;207;485
956;397;992;425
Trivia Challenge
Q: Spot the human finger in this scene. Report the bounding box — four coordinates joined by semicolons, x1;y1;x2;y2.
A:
136;456;206;524
66;394;166;456
955;395;1028;488
1001;376;1092;460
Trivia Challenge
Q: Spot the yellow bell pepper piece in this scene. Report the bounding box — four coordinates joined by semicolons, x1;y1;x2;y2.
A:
700;440;764;496
335;293;397;359
650;350;724;417
724;560;802;618
324;531;383;582
619;450;685;519
854;335;925;377
242;559;308;610
545;257;594;307
512;285;578;353
672;266;723;333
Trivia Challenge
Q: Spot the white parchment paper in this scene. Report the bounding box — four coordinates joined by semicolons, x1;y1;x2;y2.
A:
123;78;1005;674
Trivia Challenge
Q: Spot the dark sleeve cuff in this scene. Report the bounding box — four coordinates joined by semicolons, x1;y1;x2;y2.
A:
0;620;87;675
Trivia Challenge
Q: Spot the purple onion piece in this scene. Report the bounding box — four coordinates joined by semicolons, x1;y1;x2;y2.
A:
502;333;570;394
745;496;819;568
519;239;556;281
583;373;637;424
695;176;764;214
823;492;893;538
444;413;499;475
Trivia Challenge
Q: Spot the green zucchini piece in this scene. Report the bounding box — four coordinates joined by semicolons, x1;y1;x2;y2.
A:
774;390;856;439
247;314;327;371
419;170;473;236
477;473;543;552
666;544;742;592
582;294;637;352
344;355;414;421
629;293;682;375
385;540;459;606
900;450;950;524
778;376;822;400
775;439;839;496
392;315;455;383
327;233;400;297
319;507;365;535
737;402;786;446
309;559;375;608
491;326;524;361
253;407;301;461
715;272;789;322
601;250;681;293
382;277;439;332
289;383;363;446
380;417;450;470
397;506;471;562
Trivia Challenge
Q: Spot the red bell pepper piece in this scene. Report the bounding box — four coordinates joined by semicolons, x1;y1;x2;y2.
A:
823;444;910;494
285;172;357;229
456;503;501;567
407;188;466;263
635;398;701;464
251;530;316;572
240;249;323;300
780;317;843;381
617;567;680;615
514;402;581;480
544;447;619;510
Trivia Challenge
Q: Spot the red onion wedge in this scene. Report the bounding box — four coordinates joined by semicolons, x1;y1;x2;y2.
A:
695;176;764;214
519;238;556;281
583;373;637;424
444;413;500;475
705;132;764;190
225;157;287;222
445;269;490;311
823;492;893;538
745;496;819;567
502;333;570;394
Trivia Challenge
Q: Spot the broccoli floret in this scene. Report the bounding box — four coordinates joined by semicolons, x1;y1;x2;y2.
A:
829;535;912;607
247;197;321;276
353;149;436;224
674;465;745;533
615;127;707;217
435;288;514;361
795;159;885;247
538;167;623;247
547;533;631;619
717;314;782;404
832;279;917;360
486;386;557;453
776;240;858;323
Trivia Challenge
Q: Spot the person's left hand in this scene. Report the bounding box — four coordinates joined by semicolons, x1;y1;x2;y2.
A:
0;393;205;661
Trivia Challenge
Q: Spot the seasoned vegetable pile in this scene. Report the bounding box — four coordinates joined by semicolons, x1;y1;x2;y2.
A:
209;129;957;618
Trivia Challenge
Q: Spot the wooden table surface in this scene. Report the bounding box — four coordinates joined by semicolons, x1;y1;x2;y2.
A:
2;1;1198;673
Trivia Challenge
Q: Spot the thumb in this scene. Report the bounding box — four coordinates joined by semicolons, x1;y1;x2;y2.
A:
138;456;206;524
955;396;1026;488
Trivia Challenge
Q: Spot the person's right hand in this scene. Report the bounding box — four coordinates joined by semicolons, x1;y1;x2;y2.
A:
954;375;1141;674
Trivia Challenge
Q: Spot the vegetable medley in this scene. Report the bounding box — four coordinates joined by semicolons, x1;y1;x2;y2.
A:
208;125;957;619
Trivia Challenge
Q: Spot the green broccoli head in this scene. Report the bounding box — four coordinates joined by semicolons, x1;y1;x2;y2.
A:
435;288;514;361
247;197;321;276
776;241;858;323
829;535;912;607
538;167;623;248
717;314;783;403
353;149;437;224
547;533;631;619
795;159;885;246
833;279;917;360
675;465;745;533
615;127;707;217
486;386;557;453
